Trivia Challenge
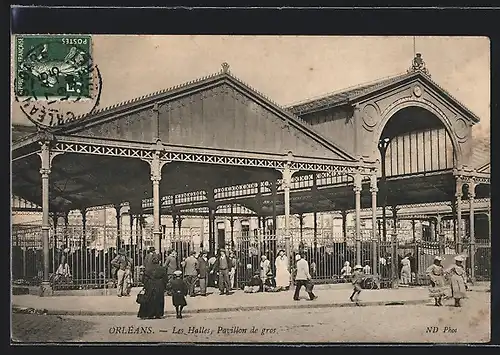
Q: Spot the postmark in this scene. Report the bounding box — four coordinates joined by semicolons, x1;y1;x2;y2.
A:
13;34;102;129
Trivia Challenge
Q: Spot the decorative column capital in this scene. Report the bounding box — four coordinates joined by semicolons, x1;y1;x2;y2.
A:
353;171;362;193
143;150;169;182
37;142;63;171
280;163;296;189
39;167;51;177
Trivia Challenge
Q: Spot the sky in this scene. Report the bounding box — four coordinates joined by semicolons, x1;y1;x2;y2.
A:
11;35;490;139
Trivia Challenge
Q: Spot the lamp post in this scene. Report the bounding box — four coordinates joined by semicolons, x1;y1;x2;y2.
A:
378;137;391;243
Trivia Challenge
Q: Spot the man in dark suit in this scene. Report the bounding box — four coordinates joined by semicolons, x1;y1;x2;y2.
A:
211;248;233;295
163;249;178;295
197;250;209;296
183;250;199;297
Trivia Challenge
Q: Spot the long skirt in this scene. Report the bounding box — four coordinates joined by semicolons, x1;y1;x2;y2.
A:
137;280;165;319
401;265;411;281
172;293;187;307
276;267;290;288
428;277;446;298
450;274;467;299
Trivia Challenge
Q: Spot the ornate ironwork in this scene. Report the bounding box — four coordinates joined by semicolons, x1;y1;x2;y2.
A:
407;53;430;76
53;142;154;159
216;204;256;215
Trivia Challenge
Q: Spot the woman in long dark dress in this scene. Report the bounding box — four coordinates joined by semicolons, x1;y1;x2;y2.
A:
171;270;188;318
138;254;167;319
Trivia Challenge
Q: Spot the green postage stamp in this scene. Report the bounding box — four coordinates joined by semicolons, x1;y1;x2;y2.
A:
15;35;93;99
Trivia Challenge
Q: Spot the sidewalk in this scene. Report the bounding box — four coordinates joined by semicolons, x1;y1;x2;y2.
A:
12;285;433;316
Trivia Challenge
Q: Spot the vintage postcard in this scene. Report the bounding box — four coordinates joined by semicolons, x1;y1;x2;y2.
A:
11;34;491;344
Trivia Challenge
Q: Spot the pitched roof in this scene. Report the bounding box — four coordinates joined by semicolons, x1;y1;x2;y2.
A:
469;135;490;171
287;72;411;115
286;71;481;124
51;65;356;161
11;124;37;141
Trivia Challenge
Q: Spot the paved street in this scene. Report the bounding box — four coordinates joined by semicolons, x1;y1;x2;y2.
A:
11;291;490;343
11;314;96;343
11;285;432;315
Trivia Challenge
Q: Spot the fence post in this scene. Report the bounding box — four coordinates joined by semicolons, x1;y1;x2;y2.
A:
391;232;398;288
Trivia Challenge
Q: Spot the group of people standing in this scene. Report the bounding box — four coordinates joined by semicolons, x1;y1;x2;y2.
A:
136;246;241;320
426;255;468;307
243;249;291;293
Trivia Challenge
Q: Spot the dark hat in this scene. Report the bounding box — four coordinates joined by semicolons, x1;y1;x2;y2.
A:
149;247;156;252
118;248;126;255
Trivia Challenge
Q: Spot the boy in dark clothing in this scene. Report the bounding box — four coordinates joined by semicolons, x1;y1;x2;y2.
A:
350;264;364;304
171;270;188;319
244;272;263;293
264;272;280;292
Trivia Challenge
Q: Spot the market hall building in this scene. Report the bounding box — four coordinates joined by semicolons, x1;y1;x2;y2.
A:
12;55;490;295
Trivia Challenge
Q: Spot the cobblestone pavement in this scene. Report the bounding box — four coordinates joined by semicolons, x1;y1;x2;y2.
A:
12;291;487;344
11;314;96;343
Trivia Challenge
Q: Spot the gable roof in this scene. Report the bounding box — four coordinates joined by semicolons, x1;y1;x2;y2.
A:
51;65;356;161
11;124;37;141
286;71;481;124
470;135;490;171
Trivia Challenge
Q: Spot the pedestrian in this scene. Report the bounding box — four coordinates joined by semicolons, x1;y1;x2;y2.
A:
143;247;157;274
244;271;262;293
275;249;290;290
350;264;363;304
293;254;317;301
362;260;371;275
400;253;411;286
197;250;209;296
208;253;217;287
111;248;133;297
229;251;237;290
264;271;280;292
340;261;352;282
446;255;468;307
54;259;72;285
163;249;177;295
379;256;387;279
137;254;167;319
426;256;446;306
211;248;233;295
183;250;199;297
171;270;188;319
260;255;271;284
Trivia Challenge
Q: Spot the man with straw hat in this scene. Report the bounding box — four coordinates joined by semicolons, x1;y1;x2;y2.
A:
426;256;446;306
111;248;132;297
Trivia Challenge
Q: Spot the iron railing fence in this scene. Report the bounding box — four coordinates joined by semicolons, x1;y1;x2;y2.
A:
12;225;490;290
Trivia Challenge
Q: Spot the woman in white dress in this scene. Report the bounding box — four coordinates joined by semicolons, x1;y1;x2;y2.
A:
446;255;468;307
275;249;290;290
400;254;411;285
